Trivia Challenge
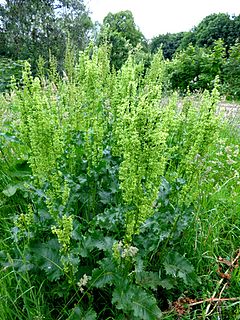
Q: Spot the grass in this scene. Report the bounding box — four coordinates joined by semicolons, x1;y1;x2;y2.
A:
175;113;240;319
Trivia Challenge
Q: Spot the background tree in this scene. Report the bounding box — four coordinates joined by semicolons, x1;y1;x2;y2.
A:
222;41;240;100
97;10;147;70
0;0;93;68
150;32;185;59
178;30;196;50
194;13;238;50
150;13;240;60
167;40;225;93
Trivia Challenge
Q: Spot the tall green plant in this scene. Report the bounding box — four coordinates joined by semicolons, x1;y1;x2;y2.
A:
111;50;169;240
1;45;238;319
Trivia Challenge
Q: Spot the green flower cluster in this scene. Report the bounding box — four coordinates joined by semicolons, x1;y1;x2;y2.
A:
51;215;73;253
112;51;169;240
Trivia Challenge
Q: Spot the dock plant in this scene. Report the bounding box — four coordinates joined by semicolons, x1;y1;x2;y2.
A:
0;45;239;319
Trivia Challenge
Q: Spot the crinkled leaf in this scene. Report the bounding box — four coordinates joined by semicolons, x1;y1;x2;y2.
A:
30;239;63;281
2;184;18;197
130;288;162;320
163;251;198;285
93;236;114;251
79;234;114;256
159;278;176;290
98;190;112;204
94;206;125;232
91;268;114;288
69;306;97;320
91;258;115;288
77;175;87;184
135;256;144;274
112;284;162;320
136;271;162;290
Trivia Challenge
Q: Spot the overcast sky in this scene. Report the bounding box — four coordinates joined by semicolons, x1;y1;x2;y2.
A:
87;0;240;39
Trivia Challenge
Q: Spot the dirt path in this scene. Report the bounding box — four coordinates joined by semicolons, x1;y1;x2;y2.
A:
218;101;240;118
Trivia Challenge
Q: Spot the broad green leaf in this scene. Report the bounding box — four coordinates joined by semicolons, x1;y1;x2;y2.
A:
69;306;97;320
159;278;176;290
30;239;63;281
98;190;112;204
91;258;116;288
163;251;198;285
112;284;162;320
91;268;114;288
2;184;18;197
130;287;162;320
93;236;114;251
136;271;162;290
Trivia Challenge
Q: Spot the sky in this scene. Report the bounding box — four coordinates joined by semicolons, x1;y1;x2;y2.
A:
87;0;240;39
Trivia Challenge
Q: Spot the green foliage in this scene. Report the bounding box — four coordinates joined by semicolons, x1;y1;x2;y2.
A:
193;13;239;49
69;307;97;320
222;41;240;100
98;10;147;70
148;13;240;99
167;40;225;93
0;45;239;319
0;58;25;92
112;50;169;240
150;13;240;60
112;282;162;320
0;0;93;69
150;32;186;59
163;252;195;285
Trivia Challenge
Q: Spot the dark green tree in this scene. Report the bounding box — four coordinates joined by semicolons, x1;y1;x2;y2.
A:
178;30;196;50
98;10;147;70
194;13;239;50
149;13;239;63
0;0;93;66
167;40;225;93
223;41;240;100
150;32;186;59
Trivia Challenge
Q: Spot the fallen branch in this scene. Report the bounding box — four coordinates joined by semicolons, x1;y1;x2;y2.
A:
189;297;240;307
205;249;240;316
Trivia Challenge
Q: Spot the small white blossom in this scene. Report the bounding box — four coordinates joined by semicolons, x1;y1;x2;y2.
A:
226;157;236;165
205;166;212;174
77;274;91;293
234;170;239;178
225;146;231;154
122;245;139;258
113;241;139;260
233;147;239;157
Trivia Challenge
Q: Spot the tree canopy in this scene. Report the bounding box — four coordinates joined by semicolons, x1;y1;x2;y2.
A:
0;0;93;66
0;5;240;100
150;32;185;59
97;10;147;70
167;39;226;92
194;13;239;49
150;13;240;58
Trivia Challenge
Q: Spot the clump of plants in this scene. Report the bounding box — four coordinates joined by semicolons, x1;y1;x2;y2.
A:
0;45;239;319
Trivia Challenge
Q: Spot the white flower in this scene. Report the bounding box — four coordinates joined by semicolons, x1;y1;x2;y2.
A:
225;146;231;154
77;274;91;293
122;245;139;258
226;157;236;165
